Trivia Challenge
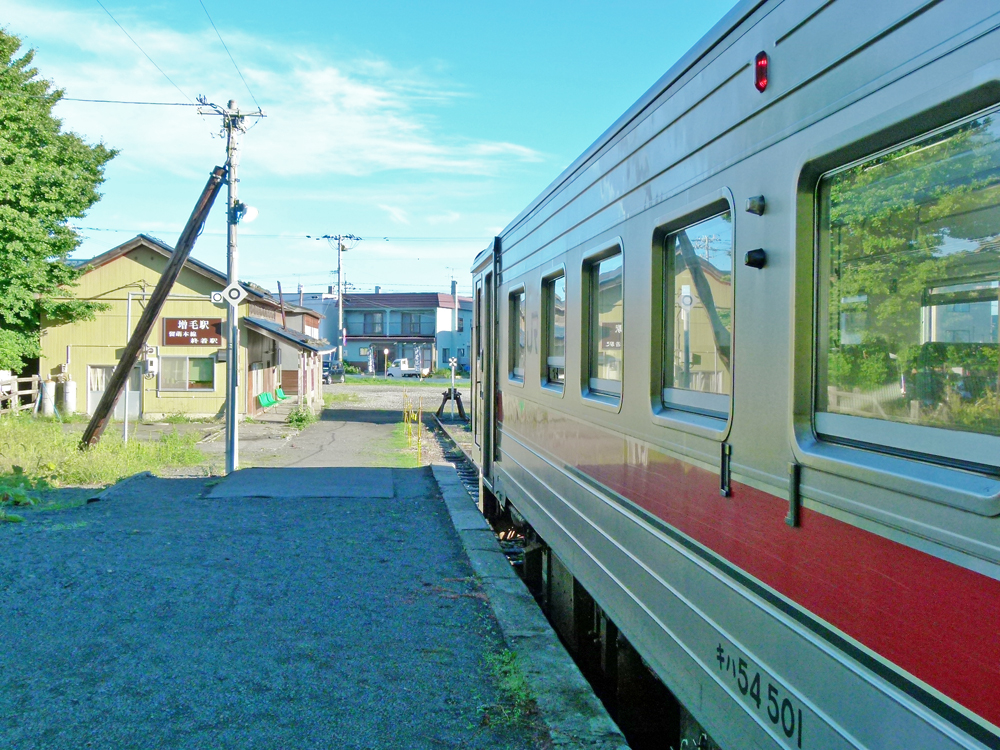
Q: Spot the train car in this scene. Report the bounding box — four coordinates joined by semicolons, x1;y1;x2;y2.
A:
470;1;1000;748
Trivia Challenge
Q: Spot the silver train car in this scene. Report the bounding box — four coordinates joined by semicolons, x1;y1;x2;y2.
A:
470;1;1000;748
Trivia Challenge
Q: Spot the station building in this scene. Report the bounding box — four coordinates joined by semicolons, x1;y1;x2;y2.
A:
40;234;329;420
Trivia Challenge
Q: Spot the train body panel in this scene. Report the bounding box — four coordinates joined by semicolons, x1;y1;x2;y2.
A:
472;1;1000;748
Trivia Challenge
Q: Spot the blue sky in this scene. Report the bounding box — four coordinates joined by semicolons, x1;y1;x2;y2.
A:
5;0;736;295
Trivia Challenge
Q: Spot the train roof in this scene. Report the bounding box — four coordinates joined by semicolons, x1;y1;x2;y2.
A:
472;0;766;270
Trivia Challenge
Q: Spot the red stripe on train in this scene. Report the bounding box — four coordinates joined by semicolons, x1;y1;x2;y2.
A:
578;455;1000;729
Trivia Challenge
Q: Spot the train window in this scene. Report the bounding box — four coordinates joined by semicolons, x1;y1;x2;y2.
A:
587;252;623;397
509;289;526;382
816;109;1000;468
543;273;566;390
662;209;733;418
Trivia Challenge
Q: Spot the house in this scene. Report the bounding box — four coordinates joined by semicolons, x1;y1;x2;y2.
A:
301;283;473;373
40;235;328;420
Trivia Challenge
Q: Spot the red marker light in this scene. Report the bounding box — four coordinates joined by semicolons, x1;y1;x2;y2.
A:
754;51;768;92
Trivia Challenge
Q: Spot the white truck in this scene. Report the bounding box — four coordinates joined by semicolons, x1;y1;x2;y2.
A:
386;358;429;378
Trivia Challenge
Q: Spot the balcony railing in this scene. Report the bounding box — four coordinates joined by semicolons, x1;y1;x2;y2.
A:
345;322;436;337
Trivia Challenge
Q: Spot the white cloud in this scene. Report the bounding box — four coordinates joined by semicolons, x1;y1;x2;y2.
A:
427;211;461;226
4;1;543;179
378;204;411;225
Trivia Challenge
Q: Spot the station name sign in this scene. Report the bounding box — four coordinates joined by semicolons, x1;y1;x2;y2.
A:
162;317;223;346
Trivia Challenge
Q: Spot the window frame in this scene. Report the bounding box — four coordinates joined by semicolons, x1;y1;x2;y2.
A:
541;266;567;394
158;355;216;392
508;286;526;385
812;110;1000;474
650;191;735;439
581;241;624;410
790;91;1000;518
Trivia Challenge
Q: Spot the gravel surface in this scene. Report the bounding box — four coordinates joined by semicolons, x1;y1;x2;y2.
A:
0;469;543;749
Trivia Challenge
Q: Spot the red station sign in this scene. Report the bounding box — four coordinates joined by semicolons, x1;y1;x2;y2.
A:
162;317;224;346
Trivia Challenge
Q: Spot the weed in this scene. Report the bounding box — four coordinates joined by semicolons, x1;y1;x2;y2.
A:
285;406;318;429
480;649;536;727
0;414;204;489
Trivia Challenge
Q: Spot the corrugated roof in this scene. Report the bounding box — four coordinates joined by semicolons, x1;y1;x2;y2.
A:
244;317;332;353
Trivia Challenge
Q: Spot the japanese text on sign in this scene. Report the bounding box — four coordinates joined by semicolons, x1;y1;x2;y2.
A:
162;317;223;346
716;642;804;748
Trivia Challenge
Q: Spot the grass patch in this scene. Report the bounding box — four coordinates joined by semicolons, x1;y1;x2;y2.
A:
152;413;218;424
481;649;536;727
323;392;361;407
285;406;318;429
344;375;462;388
0;414;205;493
387;422;420;468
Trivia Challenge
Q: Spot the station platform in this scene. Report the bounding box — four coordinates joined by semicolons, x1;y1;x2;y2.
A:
0;464;626;749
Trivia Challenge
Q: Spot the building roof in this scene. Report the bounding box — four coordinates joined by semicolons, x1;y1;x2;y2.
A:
243;317;333;354
73;235;325;316
343;292;473;311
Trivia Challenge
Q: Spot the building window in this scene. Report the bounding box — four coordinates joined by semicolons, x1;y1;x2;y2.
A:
544;274;566;389
159;357;215;391
509;290;526;382
364;312;384;335
663;207;733;418
816;108;1000;467
587;252;623;396
457;316;464;332
401;312;431;335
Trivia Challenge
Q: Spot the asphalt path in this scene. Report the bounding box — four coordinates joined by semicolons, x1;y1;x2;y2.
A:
1;447;541;746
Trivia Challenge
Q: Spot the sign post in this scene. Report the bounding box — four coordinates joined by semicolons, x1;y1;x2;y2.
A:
449;356;457;419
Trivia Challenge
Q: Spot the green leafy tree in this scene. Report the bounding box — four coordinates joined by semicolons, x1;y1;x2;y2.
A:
0;30;116;372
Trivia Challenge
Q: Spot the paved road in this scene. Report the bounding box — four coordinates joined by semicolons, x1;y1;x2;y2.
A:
0;466;542;749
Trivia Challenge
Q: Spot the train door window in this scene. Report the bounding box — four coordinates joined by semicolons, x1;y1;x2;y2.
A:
509;288;526;383
543;272;566;390
663;207;733;419
816;109;1000;468
587;251;623;398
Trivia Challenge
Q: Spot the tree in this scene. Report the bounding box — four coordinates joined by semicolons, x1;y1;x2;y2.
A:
0;30;116;372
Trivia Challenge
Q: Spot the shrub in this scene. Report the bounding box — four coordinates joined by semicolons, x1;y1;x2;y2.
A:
285;406;317;429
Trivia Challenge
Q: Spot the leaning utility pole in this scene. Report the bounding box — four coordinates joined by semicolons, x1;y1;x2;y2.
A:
199;97;265;474
80;166;227;448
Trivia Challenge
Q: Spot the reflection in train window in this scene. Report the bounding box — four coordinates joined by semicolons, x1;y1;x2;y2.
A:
816;109;1000;467
509;289;525;382
543;274;566;389
663;210;733;418
588;252;623;396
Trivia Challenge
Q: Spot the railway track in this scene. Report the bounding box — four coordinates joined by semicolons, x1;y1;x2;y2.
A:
432;415;525;568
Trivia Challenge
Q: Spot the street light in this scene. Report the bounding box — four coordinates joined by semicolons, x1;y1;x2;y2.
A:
383;348;390;379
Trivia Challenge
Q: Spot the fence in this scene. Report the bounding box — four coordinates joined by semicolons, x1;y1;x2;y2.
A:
0;376;40;415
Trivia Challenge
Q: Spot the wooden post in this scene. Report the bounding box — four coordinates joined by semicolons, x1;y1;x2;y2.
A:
80;166;227;448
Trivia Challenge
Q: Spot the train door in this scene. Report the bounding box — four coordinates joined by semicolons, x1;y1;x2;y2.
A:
472;240;497;486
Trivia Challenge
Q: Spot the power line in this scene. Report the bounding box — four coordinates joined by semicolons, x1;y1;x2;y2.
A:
197;0;261;110
71;225;488;242
93;0;194;104
0;92;197;106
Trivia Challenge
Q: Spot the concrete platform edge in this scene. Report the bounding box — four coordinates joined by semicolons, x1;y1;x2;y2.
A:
431;463;629;750
87;471;155;503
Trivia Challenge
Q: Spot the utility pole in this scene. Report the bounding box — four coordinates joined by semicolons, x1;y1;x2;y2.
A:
225;102;242;473
308;233;361;382
199;97;265;474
